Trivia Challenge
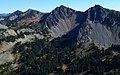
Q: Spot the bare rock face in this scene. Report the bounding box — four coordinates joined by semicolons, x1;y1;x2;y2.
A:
76;5;120;48
40;5;120;48
1;5;120;49
40;5;84;37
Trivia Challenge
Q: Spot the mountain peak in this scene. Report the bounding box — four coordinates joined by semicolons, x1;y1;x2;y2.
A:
85;5;110;22
54;5;75;11
89;4;104;10
59;5;67;8
25;9;40;13
14;10;22;13
51;5;76;15
24;9;43;16
94;4;103;8
12;10;23;15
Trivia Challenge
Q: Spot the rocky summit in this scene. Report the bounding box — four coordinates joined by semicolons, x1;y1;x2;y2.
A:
39;5;120;48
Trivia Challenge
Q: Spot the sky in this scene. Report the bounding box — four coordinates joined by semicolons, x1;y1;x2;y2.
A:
0;0;120;13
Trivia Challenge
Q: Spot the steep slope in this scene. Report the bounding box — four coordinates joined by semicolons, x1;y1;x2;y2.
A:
40;5;85;37
83;5;120;47
75;5;120;48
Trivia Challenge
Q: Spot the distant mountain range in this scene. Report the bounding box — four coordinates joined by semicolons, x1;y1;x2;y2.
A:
0;13;10;17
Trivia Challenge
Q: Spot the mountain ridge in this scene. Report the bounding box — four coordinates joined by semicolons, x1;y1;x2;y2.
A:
1;5;120;48
0;5;120;75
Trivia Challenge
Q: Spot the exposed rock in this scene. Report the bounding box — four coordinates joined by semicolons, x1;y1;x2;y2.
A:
40;5;120;48
1;5;120;48
0;24;8;29
40;5;85;38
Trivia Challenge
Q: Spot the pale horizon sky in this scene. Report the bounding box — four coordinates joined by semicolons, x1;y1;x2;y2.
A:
0;0;120;13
